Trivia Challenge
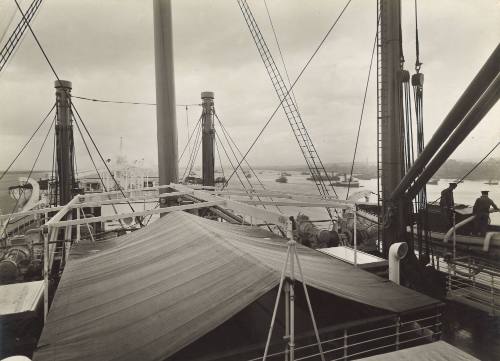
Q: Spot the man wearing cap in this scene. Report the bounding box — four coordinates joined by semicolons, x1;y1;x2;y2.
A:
473;190;499;236
440;183;457;229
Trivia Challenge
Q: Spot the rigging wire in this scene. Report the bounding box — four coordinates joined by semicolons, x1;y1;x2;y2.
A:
262;0;301;111
214;135;226;181
50;115;57;205
215;130;253;195
181;121;202;181
414;0;422;72
426;141;500;205
2;114;55;238
71;106;141;222
13;0;140;218
224;0;353;187
73;94;202;108
0;103;56;182
178;115;202;163
346;25;378;199
72;114;130;231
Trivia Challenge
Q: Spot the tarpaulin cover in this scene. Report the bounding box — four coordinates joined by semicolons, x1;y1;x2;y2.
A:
34;211;438;361
357;340;479;360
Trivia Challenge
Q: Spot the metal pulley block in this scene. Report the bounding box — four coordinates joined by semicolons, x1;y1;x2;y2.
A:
412;73;424;87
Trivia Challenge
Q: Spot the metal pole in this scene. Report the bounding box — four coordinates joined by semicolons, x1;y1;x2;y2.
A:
353;205;357;267
343;329;348;360
43;228;49;322
54;80;74;206
379;0;404;251
76;207;81;243
154;0;178;189
395;316;400;350
201;91;215;187
284;281;290;361
452;212;456;261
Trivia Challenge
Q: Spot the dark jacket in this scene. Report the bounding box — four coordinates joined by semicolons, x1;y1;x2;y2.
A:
473;196;499;214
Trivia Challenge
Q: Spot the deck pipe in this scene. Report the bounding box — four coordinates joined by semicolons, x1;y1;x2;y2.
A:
388;242;408;285
154;0;178;187
391;43;500;201
407;73;500;199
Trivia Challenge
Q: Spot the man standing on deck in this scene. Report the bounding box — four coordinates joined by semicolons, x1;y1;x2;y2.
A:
473;190;499;236
440;182;457;229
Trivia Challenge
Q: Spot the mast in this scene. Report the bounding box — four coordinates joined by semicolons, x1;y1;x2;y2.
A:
378;0;404;254
54;80;75;205
154;0;178;187
201;91;215;187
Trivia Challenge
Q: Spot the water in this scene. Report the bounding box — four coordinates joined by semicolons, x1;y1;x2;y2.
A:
1;170;499;359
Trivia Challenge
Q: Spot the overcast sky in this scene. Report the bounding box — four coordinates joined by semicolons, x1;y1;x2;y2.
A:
0;0;498;173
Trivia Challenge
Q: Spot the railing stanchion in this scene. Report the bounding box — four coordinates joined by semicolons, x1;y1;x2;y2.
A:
395;316;400;351
491;274;495;316
343;329;348;360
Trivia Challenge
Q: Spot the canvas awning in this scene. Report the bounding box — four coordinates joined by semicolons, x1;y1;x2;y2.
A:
34;211;438;361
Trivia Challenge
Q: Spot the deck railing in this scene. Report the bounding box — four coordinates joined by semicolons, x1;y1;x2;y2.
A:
447;256;500;315
236;313;441;361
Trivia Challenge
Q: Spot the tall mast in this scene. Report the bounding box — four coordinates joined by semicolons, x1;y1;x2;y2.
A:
201;91;215;187
378;0;404;253
54;80;75;205
154;0;178;186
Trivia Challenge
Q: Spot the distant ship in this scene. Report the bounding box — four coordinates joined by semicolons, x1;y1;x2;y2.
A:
484;179;499;185
275;173;288;183
427;178;439;185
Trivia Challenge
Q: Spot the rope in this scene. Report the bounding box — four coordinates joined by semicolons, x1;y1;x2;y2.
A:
214;135;226;181
181;121;202;181
179;115;202;163
224;0;353;186
428;141;500;205
72;115;129;231
456;141;500;184
13;0;138;217
0;103;56;182
262;0;301;111
71;106;141;222
346;25;378;199
73;94;202;107
414;0;422;72
13;0;60;83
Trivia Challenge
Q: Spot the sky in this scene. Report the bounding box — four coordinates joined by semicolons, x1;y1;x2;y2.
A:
0;0;498;174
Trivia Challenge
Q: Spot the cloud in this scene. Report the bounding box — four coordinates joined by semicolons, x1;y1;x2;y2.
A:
0;0;498;172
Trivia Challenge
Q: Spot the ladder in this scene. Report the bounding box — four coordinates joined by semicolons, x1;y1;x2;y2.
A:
237;0;338;204
0;0;43;73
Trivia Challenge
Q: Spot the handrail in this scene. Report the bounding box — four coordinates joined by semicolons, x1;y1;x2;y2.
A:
242;313;440;361
443;215;475;243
